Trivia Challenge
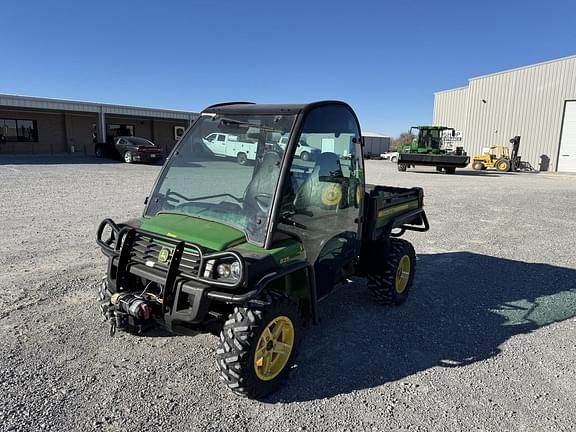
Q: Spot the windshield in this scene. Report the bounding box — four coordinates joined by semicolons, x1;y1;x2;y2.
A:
128;137;155;146
145;112;297;246
419;129;442;149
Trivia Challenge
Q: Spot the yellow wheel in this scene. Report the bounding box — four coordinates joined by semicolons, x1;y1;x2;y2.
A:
321;184;342;207
355;183;362;208
216;294;301;399
367;238;416;305
395;255;411;294
496;158;511;172
253;316;294;381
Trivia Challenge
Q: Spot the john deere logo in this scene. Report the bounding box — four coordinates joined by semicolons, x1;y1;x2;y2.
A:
158;247;171;263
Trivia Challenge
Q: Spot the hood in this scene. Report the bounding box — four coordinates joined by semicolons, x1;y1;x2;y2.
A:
140;213;246;251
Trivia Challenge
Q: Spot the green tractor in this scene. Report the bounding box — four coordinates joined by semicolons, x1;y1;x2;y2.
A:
96;101;429;399
397;126;469;174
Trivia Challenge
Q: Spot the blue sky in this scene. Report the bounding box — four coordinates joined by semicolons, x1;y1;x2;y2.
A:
1;1;575;136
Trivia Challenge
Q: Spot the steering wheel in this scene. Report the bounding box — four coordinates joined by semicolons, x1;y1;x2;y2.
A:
253;193;273;213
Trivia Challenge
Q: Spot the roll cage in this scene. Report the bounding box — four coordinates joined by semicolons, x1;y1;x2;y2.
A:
144;101;365;250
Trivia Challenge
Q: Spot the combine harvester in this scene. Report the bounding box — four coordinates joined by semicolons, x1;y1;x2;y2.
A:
397;126;469;174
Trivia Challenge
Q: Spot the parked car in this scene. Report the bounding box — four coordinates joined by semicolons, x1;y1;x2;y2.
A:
278;136;320;161
95;136;164;163
380;151;399;162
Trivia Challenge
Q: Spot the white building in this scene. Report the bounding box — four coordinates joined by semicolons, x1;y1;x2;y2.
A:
433;55;576;172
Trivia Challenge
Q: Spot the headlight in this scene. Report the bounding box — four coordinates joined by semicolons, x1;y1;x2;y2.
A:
217;263;232;278
204;257;242;283
216;260;240;281
230;261;241;279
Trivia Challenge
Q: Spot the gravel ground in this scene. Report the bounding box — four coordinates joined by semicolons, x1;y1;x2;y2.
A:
1;156;575;432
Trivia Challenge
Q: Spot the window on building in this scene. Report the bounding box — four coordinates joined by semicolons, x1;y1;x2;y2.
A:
0;118;38;142
107;124;135;141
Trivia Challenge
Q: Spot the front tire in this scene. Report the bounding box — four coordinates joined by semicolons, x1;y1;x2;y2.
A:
390;156;397;163
397;163;407;172
472;162;484;171
95;146;103;158
300;151;310;161
367;238;416;305
124;151;133;163
216;294;301;399
496;158;511;172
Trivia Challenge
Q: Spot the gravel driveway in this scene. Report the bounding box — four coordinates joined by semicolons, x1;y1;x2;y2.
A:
1;157;575;431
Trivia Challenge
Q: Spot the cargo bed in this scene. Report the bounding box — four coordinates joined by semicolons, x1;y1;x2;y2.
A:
363;185;429;241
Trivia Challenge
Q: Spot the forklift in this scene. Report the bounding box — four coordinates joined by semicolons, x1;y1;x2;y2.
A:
472;136;532;172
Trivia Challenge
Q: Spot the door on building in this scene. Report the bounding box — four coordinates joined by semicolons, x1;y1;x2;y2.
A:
558;101;576;172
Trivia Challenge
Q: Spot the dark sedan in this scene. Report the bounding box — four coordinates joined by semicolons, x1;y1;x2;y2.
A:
95;136;164;163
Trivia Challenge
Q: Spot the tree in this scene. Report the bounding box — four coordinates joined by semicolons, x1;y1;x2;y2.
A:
392;132;416;151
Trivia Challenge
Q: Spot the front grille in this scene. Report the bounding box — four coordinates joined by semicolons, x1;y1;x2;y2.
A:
129;233;202;278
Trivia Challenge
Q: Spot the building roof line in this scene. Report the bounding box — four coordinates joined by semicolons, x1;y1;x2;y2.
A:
434;85;469;95
468;54;576;81
362;131;390;138
0;92;197;116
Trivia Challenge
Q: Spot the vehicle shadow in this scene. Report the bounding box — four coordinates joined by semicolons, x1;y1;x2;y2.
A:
408;169;504;177
270;252;576;402
0;155;123;165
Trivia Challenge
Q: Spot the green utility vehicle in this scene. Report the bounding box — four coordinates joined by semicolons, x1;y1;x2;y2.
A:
397;126;469;174
96;101;429;399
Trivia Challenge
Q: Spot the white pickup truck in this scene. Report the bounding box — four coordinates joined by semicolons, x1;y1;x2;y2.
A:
278;136;319;161
202;133;257;165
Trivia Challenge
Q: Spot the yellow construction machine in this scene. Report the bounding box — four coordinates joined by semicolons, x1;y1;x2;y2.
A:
472;136;531;172
472;145;512;171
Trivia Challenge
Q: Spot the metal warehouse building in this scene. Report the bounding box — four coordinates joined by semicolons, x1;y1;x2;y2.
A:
0;94;198;156
362;131;391;157
433;55;576;172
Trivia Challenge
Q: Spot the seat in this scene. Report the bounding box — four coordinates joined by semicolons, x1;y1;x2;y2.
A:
294;152;344;212
243;151;281;214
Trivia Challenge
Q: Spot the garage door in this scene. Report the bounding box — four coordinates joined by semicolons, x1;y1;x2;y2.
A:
558;101;576;172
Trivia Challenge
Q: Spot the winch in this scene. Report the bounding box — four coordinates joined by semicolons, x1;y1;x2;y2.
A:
98;279;153;336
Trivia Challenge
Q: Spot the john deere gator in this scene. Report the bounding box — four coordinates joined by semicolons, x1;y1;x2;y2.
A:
96;101;430;398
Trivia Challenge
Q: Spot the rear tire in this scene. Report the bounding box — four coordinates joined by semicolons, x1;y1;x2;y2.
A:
367;238;416;305
124;151;133;163
397;163;407;172
95;146;103;158
216;293;301;399
237;152;248;165
445;167;456;174
300;151;310;161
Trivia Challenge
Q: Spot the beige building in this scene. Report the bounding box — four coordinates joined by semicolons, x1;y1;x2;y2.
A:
0;94;198;156
433;55;576;172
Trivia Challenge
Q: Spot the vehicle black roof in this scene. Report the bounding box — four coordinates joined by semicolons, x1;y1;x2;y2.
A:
203;100;352;116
